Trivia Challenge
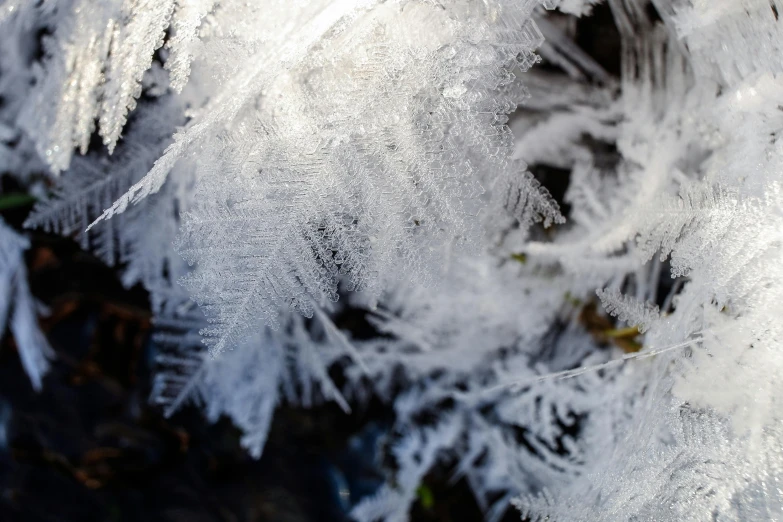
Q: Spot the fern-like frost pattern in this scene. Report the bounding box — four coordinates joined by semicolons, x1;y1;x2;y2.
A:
2;0;783;521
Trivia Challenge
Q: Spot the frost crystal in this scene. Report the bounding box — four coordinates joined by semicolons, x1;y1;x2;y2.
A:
3;0;783;520
92;0;563;355
0;219;52;391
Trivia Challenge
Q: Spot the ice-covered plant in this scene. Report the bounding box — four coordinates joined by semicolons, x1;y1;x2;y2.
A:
1;0;783;520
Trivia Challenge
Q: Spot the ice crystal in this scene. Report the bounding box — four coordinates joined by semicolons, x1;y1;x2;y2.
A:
2;0;783;520
513;0;783;519
0;219;52;391
596;288;660;333
88;0;563;356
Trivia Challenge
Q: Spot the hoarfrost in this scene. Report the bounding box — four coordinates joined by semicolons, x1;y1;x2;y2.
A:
1;0;783;520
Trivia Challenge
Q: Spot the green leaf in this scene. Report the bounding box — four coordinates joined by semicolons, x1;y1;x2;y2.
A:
0;192;36;211
416;484;435;510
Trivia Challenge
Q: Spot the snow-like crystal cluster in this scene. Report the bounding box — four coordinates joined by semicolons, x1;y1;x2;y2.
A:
513;0;783;519
1;0;783;520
